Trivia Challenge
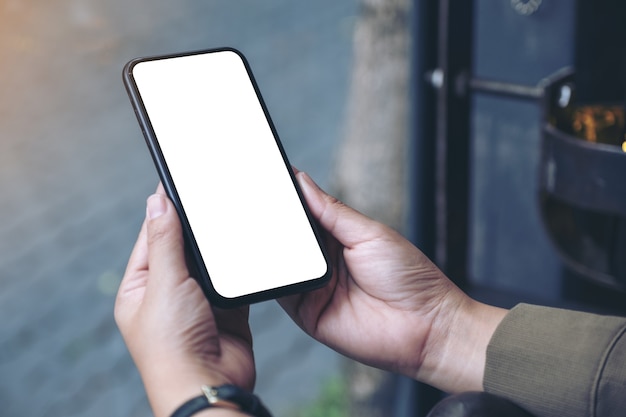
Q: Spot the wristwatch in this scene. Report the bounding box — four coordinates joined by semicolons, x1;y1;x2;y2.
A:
171;384;272;417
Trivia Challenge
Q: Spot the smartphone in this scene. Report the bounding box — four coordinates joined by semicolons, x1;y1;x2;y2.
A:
123;48;331;307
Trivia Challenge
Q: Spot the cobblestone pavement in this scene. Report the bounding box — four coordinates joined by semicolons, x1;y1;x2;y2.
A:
0;1;357;416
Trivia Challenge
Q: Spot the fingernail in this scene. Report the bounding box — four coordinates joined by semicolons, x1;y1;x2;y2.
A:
297;172;325;212
147;194;166;219
298;171;317;193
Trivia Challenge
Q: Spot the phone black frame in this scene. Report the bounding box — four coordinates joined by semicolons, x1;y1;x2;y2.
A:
122;47;331;308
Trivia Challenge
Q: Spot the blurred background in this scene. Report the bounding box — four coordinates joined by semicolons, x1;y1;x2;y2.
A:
0;1;361;416
3;0;626;416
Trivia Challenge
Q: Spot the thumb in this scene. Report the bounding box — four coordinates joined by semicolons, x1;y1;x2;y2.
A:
296;171;388;249
145;194;189;290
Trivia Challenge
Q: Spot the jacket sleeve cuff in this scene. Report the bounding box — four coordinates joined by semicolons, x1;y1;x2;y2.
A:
484;303;626;417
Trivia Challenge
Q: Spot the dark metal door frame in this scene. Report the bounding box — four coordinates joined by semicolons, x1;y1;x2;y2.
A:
404;0;474;415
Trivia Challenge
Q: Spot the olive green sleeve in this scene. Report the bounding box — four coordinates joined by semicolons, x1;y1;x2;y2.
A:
484;303;626;417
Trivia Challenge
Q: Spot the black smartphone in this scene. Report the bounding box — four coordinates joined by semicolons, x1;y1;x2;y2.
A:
123;48;331;308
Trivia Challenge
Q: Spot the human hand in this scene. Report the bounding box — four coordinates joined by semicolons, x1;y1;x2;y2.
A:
115;186;254;417
281;172;507;393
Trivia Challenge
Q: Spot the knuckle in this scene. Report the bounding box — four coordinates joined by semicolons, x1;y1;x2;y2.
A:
325;194;342;207
147;220;171;246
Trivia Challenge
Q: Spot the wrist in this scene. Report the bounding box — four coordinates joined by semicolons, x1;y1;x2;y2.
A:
142;367;238;417
187;409;249;417
168;385;271;417
417;295;508;393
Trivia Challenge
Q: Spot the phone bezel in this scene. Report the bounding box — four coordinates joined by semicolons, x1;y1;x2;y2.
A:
122;47;331;308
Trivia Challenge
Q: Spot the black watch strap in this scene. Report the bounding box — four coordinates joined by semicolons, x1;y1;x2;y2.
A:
170;384;272;417
171;395;211;417
208;385;272;417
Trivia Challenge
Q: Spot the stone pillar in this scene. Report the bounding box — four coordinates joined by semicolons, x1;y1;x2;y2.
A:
333;0;412;232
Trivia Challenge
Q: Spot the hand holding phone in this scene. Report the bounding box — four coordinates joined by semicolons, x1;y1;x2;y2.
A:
123;48;331;307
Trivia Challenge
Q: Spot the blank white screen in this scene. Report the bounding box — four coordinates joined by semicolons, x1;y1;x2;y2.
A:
132;50;328;299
